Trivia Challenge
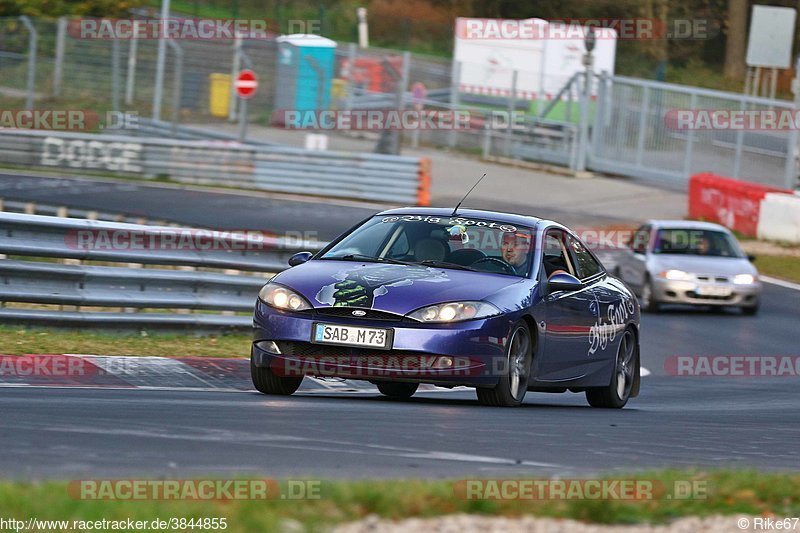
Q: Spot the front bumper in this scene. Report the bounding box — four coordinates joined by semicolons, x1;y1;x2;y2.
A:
652;278;761;307
252;301;519;387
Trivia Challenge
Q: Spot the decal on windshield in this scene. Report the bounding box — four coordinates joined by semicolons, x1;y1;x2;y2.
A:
381;215;517;232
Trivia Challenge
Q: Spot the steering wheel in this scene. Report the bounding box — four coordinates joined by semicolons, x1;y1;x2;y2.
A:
470;257;516;275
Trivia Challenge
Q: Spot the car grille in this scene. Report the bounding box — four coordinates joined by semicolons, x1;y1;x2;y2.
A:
275;341;433;369
305;307;405;322
276;341;417;358
685;291;734;301
696;275;729;283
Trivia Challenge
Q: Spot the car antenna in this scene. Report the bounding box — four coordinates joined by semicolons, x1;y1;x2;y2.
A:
451;173;487;216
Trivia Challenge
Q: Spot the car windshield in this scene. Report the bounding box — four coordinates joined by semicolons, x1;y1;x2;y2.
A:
320;214;535;277
652;228;744;258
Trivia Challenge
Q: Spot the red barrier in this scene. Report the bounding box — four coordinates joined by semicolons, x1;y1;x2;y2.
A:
688;173;790;236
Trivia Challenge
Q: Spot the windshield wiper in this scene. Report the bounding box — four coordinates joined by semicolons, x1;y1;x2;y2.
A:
336;254;416;266
417;260;479;272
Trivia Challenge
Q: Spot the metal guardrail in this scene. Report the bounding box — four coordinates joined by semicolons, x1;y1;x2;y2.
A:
0;212;327;329
126;118;275;145
0;198;165;225
0;129;432;205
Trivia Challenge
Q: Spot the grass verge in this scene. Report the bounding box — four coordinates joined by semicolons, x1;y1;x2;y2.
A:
755;255;800;284
0;470;798;532
0;326;250;358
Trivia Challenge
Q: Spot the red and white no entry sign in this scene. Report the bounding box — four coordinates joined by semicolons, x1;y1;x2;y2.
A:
235;70;258;99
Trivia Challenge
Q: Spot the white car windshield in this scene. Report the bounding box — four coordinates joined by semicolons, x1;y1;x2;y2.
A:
652;229;744;258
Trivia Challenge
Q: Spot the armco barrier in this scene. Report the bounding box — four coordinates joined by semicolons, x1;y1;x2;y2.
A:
0;129;430;206
688;173;791;237
757;193;800;243
0;212;327;329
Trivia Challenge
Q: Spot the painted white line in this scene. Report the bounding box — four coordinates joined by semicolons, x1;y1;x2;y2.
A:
641;367;651;377
761;275;800;291
397;450;560;468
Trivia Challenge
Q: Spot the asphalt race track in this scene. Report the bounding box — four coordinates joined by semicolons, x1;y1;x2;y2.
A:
1;377;798;480
0;173;376;241
0;172;798;479
1;282;798;479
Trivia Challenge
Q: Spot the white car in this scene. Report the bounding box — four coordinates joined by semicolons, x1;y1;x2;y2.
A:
614;220;761;314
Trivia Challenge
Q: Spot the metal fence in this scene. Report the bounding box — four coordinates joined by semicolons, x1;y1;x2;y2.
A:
591;74;797;190
1;15;798;190
0;129;431;205
0;15;573;162
0;212;325;329
0;16;453;125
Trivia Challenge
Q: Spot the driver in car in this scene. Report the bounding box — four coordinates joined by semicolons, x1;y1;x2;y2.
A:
501;232;533;276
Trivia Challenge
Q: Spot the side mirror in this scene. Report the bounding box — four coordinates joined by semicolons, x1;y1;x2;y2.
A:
747;254;757;262
288;251;313;267
547;272;584;293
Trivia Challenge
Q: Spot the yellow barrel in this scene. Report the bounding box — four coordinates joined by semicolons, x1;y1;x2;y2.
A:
331;78;346;108
209;73;231;118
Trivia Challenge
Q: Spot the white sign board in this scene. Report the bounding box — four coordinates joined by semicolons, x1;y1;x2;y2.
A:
746;6;796;69
453;18;616;100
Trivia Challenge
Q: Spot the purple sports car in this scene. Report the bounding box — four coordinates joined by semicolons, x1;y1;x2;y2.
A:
251;208;641;408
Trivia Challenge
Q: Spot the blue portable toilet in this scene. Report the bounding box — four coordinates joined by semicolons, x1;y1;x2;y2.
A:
275;34;337;117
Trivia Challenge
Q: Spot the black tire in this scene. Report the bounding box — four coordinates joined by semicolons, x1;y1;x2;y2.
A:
376;381;419;399
741;303;759;316
476;321;533;407
640;277;659;313
250;356;303;395
586;328;638;409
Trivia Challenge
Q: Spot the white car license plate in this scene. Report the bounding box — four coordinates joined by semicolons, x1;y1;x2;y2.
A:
312;323;392;349
696;286;732;297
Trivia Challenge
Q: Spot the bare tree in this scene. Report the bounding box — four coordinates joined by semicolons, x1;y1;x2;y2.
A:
724;0;747;79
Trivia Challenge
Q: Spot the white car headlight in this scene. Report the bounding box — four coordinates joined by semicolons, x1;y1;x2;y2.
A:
407;301;501;323
258;283;311;311
659;269;693;281
733;274;756;285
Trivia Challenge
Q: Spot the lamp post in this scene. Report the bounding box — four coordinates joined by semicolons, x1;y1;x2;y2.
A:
576;27;595;172
152;0;171;120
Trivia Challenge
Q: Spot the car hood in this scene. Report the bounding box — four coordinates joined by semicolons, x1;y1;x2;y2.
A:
271;260;526;315
649;254;757;277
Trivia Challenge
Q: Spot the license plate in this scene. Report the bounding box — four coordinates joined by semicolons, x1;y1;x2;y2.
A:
696;286;732;296
312;323;392;349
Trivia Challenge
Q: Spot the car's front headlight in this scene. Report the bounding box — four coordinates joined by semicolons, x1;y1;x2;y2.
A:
733;274;757;285
258;283;312;311
407;301;501;323
658;269;693;281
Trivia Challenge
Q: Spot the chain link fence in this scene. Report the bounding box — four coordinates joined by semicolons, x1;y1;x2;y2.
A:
591;74;797;189
1;15;797;189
